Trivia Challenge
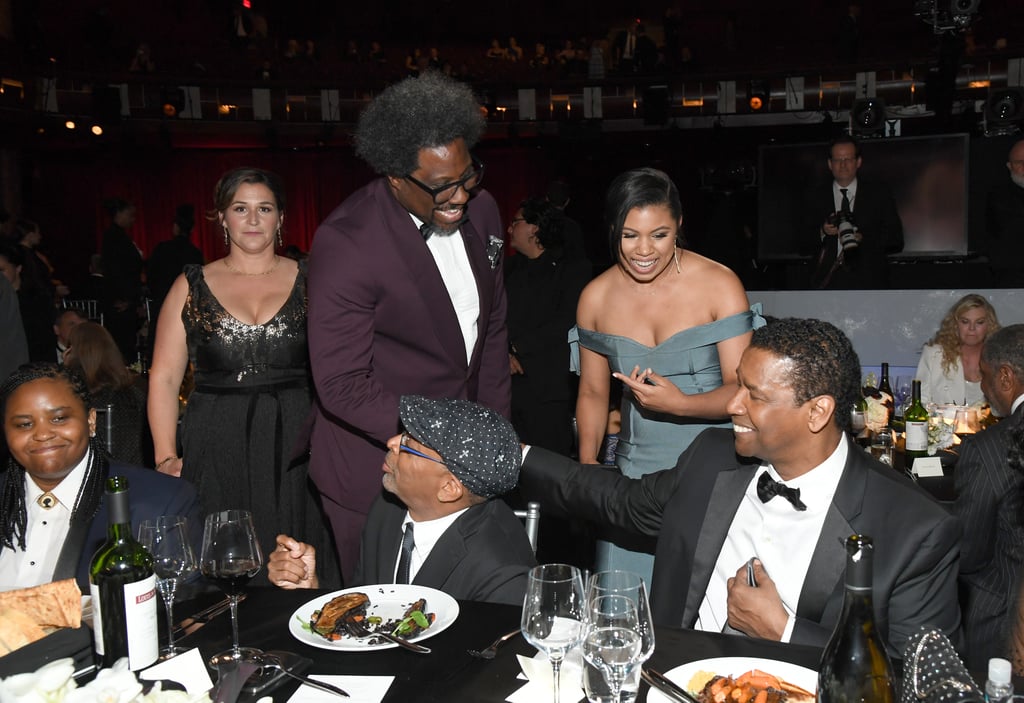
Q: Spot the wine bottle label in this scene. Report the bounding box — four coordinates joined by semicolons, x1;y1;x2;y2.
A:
906;421;928;452
90;574;158;670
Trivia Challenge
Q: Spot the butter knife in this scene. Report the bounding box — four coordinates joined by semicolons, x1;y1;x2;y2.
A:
642;667;702;703
173;593;247;638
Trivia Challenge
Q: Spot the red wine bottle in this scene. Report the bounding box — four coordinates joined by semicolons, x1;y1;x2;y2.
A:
89;476;158;670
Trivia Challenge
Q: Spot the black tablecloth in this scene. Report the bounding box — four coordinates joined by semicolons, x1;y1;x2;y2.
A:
175;587;823;703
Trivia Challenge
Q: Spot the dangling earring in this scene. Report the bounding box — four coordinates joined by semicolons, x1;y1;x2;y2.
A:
277;226;283;247
674;247;682;274
223;225;229;248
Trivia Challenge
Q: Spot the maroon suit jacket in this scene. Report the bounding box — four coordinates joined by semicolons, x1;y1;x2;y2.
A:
307;178;511;513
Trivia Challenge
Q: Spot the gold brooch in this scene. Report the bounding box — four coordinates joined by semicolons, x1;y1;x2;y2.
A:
37;493;57;509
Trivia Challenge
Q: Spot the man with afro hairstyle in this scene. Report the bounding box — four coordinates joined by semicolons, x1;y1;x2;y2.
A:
307;72;511;582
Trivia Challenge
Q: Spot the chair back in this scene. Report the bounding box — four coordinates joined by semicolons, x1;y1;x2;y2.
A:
64;299;103;326
513;501;540;555
93;403;114;456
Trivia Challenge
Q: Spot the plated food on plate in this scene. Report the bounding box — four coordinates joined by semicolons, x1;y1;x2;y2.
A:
309;591;436;642
688;668;816;703
288;585;459;652
647;658;818;703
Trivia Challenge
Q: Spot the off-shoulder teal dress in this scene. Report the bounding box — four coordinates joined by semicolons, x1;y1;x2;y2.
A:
569;305;765;584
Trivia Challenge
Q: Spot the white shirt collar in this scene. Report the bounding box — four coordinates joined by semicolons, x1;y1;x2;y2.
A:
400;507;470;582
1012;393;1024;415
763;435;848;513
24;449;91;513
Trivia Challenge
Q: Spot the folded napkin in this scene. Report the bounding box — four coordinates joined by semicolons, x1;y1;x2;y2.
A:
139;647;214;696
285;675;394;703
506;649;584;703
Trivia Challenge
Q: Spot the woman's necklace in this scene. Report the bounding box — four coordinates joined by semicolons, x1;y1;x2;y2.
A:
223;255;280;276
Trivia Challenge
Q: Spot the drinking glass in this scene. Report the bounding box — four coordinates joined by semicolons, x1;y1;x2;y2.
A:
200;510;264;667
894;377;912;417
582;595;644;702
521;564;585;703
138;515;196;660
583;571;655;703
870;428;894;466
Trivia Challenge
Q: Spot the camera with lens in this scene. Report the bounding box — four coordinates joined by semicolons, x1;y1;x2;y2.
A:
828;211;859;251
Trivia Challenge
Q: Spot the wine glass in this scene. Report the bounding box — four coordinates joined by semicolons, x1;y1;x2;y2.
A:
582;595;645;702
138;515;197;660
200;510;264;667
894;377;912;417
583;571;655;702
521;564;585;703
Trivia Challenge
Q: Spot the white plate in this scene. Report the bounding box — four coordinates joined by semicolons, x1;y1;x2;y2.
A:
646;656;817;703
287;584;459;651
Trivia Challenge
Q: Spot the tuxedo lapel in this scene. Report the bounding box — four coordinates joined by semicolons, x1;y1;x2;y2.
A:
377;511;406;583
381;189;468;369
683;466;757;624
797;437;863;621
412;511;472;588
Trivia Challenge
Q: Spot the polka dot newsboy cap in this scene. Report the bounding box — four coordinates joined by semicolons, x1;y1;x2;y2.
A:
399;395;521;499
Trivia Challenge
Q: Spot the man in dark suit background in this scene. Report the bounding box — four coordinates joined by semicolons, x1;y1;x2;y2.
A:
519;317;960;657
307;72;511;582
955;323;1024;669
268;396;535;605
985;138;1024;287
805;135;903;289
147;204;204;329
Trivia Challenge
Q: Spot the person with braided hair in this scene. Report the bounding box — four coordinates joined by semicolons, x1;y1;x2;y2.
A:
0;363;201;592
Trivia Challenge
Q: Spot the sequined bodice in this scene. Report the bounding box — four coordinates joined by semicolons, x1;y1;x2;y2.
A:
182;264;309;388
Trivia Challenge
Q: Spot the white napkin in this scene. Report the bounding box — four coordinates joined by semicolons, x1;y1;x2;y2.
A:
139;648;214;696
506;649;585;703
284;675;394;703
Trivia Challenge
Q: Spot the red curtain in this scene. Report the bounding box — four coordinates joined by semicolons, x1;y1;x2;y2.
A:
26;143;556;291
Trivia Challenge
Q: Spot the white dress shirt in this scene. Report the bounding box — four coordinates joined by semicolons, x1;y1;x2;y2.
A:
0;451;90;591
696;437;848;640
411;214;479;364
830;178;859;255
396;508;469;583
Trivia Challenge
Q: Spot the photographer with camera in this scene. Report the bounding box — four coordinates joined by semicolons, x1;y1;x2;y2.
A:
806;135;903;289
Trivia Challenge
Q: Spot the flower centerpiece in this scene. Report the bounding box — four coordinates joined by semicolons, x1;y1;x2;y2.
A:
0;658;209;703
926;414;956;456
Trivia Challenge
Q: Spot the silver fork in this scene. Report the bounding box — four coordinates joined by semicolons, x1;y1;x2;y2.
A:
467;628;521;659
341;618;432;654
258;654;350;698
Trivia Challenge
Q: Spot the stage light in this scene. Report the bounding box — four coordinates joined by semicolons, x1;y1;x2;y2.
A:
65;120;75;130
91;125;103;136
748;81;769;112
983;88;1024;136
850;98;887;137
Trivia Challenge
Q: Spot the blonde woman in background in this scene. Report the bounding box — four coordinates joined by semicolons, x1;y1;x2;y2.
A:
916;294;1000;406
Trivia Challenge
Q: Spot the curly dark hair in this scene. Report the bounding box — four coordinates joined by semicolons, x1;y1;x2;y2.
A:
519;197;565;255
354;71;485;176
1;363;108;552
750;318;861;434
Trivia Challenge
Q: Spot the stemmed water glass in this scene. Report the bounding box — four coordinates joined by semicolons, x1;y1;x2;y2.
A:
894;377;912;417
521;564;586;703
138;515;197;660
200;509;264;667
583;571;656;703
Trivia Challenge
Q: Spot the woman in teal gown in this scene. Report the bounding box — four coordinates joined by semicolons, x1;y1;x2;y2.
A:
573;168;763;585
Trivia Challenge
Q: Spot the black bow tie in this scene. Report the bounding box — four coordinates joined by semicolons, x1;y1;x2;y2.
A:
756;471;807;511
419;222;434;240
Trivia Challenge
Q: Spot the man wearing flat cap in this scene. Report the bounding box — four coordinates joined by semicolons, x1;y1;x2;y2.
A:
269;396;536;605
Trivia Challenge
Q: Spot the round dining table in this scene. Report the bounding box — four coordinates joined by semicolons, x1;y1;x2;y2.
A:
173;586;823;703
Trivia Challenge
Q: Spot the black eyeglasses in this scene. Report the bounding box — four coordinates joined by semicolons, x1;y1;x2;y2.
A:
404;159;485;205
398;433;446;465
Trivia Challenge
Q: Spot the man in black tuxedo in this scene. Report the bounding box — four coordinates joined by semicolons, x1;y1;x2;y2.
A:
985;138;1024;287
269;395;536;605
519;317;960;658
805;135;903;288
955;323;1024;669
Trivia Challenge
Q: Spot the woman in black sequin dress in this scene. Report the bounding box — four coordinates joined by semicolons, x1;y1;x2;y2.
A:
148;167;339;587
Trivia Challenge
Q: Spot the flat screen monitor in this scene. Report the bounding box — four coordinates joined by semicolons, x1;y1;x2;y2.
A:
757;133;970;261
